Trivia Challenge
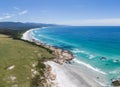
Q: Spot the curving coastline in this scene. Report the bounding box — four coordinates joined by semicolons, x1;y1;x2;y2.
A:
21;28;74;64
21;28;107;87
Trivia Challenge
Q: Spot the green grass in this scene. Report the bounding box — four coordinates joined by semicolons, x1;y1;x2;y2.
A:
0;34;53;87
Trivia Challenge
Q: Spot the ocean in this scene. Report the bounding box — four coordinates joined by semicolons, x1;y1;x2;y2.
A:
31;26;120;85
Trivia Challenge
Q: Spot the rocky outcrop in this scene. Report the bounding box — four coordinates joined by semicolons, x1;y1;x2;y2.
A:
32;39;74;64
31;39;74;87
49;46;73;64
112;79;120;87
44;64;57;87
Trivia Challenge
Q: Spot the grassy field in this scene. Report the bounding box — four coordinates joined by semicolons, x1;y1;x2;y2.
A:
0;34;53;87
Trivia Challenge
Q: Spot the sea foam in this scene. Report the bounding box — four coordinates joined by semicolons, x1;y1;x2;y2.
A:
73;58;107;75
72;48;95;59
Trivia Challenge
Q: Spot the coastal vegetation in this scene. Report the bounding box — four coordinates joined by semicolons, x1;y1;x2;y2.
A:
0;22;60;87
0;34;53;87
0;22;57;39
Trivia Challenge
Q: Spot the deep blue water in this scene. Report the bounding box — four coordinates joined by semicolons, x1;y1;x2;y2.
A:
32;26;120;80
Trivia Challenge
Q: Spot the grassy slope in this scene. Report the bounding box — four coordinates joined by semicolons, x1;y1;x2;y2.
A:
0;34;53;87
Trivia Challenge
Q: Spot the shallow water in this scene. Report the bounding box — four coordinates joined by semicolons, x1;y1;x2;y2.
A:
32;26;120;83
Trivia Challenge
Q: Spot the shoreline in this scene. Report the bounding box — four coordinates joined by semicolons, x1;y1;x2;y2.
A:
21;28;108;87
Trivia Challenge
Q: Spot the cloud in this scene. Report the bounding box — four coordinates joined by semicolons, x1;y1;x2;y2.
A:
0;15;12;20
14;7;20;10
0;7;28;21
19;10;28;15
5;15;11;18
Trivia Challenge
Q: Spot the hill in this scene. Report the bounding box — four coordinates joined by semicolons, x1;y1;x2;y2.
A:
0;22;57;30
0;34;53;87
0;22;58;39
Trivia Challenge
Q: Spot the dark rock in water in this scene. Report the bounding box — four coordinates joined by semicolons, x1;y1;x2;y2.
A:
116;60;119;62
100;57;107;60
105;64;109;66
114;60;119;63
112;79;120;86
97;77;99;79
68;61;72;64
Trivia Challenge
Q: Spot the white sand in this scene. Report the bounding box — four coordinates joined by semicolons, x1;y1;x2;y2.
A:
21;29;33;41
22;29;108;87
45;61;103;87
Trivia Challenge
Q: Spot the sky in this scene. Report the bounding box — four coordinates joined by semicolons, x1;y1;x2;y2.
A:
0;0;120;26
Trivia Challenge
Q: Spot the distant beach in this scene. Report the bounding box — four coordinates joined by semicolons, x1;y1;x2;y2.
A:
21;28;111;87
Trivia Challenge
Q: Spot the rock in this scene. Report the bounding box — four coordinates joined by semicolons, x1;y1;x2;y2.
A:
100;57;107;60
32;63;36;67
97;77;99;79
57;59;64;65
112;79;120;86
46;65;52;72
114;60;119;63
7;65;15;70
31;39;74;64
9;75;16;82
31;37;74;87
105;64;109;66
31;69;38;77
50;74;56;80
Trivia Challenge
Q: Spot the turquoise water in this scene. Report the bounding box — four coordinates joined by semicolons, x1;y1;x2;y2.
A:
32;26;120;81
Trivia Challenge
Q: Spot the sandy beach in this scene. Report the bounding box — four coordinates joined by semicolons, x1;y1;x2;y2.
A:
21;29;108;87
45;61;103;87
21;29;35;41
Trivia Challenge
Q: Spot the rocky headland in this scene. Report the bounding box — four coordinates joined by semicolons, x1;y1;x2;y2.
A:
30;39;74;87
21;29;107;87
32;39;74;64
